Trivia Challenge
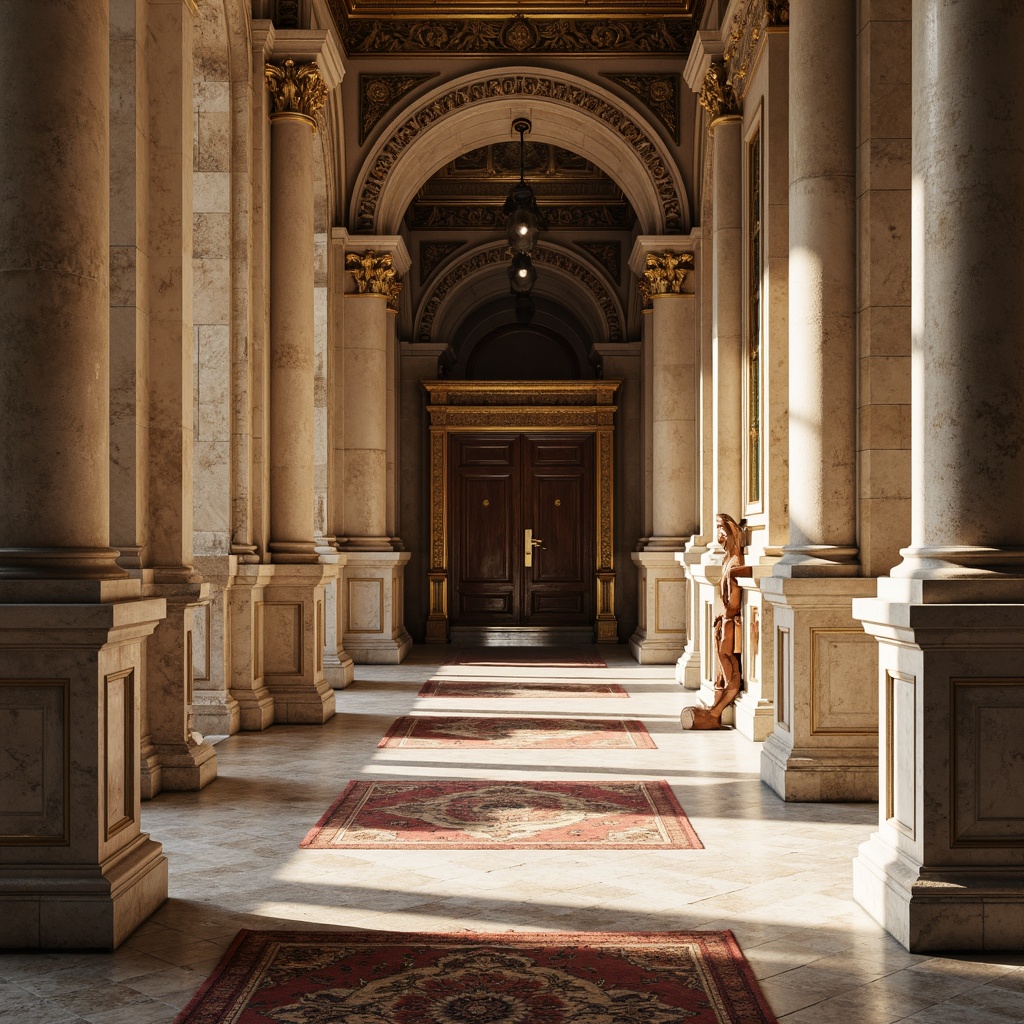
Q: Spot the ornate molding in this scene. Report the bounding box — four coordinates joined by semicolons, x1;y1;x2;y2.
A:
417;243;622;343
360;73;438;144
578;241;622;284
336;13;697;55
698;62;739;124
723;0;789;101
354;74;684;233
265;60;327;127
407;204;634;231
603;73;680;143
638;250;692;308
420;241;465;284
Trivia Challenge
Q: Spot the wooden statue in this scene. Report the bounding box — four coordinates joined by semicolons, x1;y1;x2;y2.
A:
681;512;752;730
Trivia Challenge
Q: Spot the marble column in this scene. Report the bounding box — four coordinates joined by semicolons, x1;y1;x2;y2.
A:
629;238;699;664
761;0;878;799
261;44;339;722
140;0;216;798
852;0;1024;951
0;0;167;949
332;231;412;664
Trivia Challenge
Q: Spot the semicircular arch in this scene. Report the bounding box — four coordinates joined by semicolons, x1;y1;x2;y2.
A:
351;67;689;236
416;241;625;348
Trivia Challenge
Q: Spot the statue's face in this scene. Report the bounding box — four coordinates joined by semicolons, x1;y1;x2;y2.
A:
716;518;727;546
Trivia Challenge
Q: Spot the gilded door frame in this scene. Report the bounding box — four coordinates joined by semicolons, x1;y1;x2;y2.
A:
422;380;620;644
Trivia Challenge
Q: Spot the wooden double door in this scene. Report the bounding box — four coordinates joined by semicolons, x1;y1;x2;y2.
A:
450;432;595;629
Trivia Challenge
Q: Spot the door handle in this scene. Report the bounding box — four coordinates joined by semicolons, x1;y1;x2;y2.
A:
525;529;543;567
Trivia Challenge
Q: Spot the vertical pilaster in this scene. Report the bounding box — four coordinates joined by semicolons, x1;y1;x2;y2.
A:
853;0;1024;951
629;237;699;664
0;0;167;949
761;0;878;799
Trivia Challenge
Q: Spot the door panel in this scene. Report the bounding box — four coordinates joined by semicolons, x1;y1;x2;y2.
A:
451;435;519;625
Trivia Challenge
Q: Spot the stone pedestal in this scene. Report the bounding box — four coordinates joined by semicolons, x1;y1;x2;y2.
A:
732;576;775;742
341;552;413;664
760;576;879;800
140;579;217;798
629;551;688;664
0;583;168;950
191;555;241;737
228;564;277;731
323;569;355;688
675;542;708;689
261;564;338;723
854;580;1024;950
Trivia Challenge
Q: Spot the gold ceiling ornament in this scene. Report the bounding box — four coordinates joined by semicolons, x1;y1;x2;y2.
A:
603;73;680;143
265;59;328;128
698;62;739;124
346;250;396;296
641;250;692;302
723;0;789;102
384;273;403;312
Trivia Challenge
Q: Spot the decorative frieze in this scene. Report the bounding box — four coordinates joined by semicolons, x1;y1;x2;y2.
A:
355;74;683;233
360;73;437;144
604;73;680;142
265;59;327;127
420;241;464;284
638;250;692;307
723;0;790;101
579;241;622;284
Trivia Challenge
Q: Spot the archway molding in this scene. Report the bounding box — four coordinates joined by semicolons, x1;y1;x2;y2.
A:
350;67;689;235
415;240;624;346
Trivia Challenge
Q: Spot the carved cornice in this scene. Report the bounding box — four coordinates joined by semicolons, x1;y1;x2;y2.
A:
638;250;692;308
335;12;697;55
265;59;327;127
698;62;739;124
355;74;683;233
603;73;680;143
418;243;622;343
360;73;437;144
723;0;789;101
407;204;634;231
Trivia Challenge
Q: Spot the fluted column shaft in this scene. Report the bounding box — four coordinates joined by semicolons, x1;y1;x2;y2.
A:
0;0;122;579
268;112;318;562
711;115;745;522
896;0;1024;577
782;0;859;573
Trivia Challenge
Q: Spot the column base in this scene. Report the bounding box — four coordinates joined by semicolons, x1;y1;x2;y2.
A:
192;691;241;738
732;691;774;742
760;575;879;801
629;550;687;663
233;688;276;732
674;542;707;689
145;738;218;793
854;833;1024;951
228;564;276;731
324;652;356;688
341;551;412;664
0;834;168;951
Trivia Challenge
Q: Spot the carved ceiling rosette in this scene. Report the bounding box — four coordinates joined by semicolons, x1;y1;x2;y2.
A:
638;250;692;309
265;59;328;129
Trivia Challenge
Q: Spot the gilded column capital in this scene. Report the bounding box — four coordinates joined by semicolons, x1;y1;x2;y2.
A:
639;250;693;307
346;250;397;299
698;62;739;124
265;59;327;129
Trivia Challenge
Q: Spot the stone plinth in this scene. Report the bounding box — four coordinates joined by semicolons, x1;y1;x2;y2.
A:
341;552;413;664
323;570;355;689
854;579;1024;951
760;576;879;801
228;564;277;731
261;563;338;723
190;555;241;738
675;542;708;689
732;577;775;743
0;584;168;949
629;551;688;664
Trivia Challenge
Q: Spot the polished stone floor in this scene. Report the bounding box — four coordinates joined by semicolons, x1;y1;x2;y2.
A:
2;645;1022;1023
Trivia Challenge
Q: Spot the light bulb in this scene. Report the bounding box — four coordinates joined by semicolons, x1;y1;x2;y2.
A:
517;268;528;278
517;225;528;236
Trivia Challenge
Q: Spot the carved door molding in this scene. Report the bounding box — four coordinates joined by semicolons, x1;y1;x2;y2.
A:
422;380;620;644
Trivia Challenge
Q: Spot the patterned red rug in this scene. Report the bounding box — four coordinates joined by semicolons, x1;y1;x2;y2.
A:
301;779;702;850
445;648;607;667
379;715;656;748
418;678;629;698
174;930;777;1024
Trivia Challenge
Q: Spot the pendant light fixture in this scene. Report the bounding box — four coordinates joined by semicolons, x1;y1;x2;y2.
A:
503;117;545;314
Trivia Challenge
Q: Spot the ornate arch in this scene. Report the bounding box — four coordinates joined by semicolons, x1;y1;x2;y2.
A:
350;68;689;235
415;242;624;345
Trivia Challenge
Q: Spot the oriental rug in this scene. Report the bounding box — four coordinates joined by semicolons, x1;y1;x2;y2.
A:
378;715;656;749
173;930;777;1024
300;779;702;850
418;678;629;698
445;648;607;667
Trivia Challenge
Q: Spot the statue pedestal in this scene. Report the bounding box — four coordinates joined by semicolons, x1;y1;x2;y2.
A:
629;549;688;664
853;579;1024;950
760;576;879;801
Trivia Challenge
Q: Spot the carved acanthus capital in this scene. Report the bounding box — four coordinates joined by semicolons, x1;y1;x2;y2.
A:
346;250;396;298
698;63;739;124
265;59;327;127
640;250;693;304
